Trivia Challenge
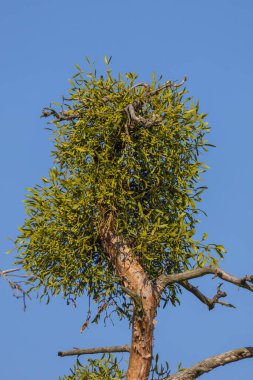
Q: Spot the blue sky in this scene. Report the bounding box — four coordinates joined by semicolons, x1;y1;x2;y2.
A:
1;1;253;379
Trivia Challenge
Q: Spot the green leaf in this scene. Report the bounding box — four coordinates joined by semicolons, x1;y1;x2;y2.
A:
138;202;144;217
216;245;226;253
68;79;75;87
74;64;82;71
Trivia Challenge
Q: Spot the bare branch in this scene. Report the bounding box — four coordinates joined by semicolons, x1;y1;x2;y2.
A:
41;76;187;125
41;107;81;121
164;347;253;380
0;268;31;310
156;266;253;295
181;281;235;310
58;344;131;357
1;268;21;275
124;103;160;128
130;82;151;90
123;77;187;129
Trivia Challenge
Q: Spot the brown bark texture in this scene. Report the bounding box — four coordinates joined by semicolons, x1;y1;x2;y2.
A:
166;347;253;380
100;213;158;380
58;344;130;357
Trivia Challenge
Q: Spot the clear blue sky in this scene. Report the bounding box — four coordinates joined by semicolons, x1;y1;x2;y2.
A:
1;1;253;379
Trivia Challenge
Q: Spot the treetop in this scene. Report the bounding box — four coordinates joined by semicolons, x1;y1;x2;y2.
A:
15;59;225;317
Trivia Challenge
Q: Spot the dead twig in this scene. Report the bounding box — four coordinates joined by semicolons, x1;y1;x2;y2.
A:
0;267;31;310
58;344;131;357
181;281;235;310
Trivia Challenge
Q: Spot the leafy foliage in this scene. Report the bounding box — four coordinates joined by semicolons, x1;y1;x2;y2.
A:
15;59;225;317
150;353;171;379
59;355;125;380
59;353;172;380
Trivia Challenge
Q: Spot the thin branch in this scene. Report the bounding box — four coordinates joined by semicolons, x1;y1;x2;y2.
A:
150;76;187;96
58;344;131;357
80;296;91;333
0;268;31;299
130;82;151;90
124;77;187;128
164;347;253;380
156;266;253;295
41;107;81;121
1;268;20;275
181;281;235;310
0;268;31;310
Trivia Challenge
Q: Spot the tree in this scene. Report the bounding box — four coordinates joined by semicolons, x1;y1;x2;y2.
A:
14;58;253;380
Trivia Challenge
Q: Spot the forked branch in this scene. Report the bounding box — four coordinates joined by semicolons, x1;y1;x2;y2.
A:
130;76;187;95
181;281;235;310
156;266;253;295
0;267;31;303
123;103;160;128
58;344;130;357
164;347;253;380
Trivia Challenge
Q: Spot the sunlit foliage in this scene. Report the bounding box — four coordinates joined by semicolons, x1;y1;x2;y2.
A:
15;58;225;318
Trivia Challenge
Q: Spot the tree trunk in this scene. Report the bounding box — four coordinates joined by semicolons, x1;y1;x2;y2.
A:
100;213;159;380
127;294;157;380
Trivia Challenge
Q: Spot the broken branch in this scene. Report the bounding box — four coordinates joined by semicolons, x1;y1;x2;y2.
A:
58;344;131;357
181;281;235;310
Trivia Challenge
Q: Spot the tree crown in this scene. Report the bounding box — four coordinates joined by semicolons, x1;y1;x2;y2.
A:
16;59;224;317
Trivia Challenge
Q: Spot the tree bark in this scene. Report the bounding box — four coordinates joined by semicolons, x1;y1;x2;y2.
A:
156;266;253;295
100;213;158;380
58;344;130;357
166;347;253;380
127;295;157;380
